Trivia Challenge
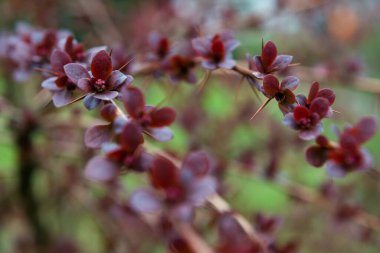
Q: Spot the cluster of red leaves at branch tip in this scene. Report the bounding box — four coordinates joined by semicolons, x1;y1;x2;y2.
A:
306;117;377;177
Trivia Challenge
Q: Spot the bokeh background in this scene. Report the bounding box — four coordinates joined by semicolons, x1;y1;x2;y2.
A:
1;0;380;252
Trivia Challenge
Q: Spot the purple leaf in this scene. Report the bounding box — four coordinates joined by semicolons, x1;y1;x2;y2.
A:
182;151;210;177
52;89;74;108
83;94;101;110
218;59;236;69
326;162;346;178
129;189;162;213
42;77;61;91
84;124;112;149
64;63;90;83
280;76;299;91
188;177;216;206
84;156;119;182
283;113;297;128
77;78;92;92
298;124;323;140
354;117;377;143
296;94;307;106
93;91;119;100
147;127;173;142
108;70;129;88
271;55;293;71
50;49;72;72
224;39;240;52
191;38;210;56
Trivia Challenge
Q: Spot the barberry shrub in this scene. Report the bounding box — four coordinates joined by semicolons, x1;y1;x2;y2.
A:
0;5;379;253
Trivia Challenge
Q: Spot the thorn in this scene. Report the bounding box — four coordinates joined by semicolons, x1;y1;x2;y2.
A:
332;109;342;115
250;98;272;120
34;67;59;76
288;63;300;67
63;95;86;107
261;37;264;50
118;56;135;71
109;48;113;57
248;82;262;103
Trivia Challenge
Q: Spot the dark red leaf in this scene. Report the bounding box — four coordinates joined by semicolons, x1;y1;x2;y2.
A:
211;38;225;58
50;49;72;72
305;146;328;167
91;50;112;80
261;41;277;67
282;89;296;104
263;74;280;97
316;135;330;147
307;81;320;103
120;122;144;153
293;106;310;122
149;107;176;127
150;156;179;190
100;103;118;122
122;86;145;118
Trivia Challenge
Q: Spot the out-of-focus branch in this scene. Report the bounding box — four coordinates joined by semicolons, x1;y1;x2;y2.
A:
78;0;123;44
2;72;49;251
131;60;380;97
15;112;48;250
283;180;380;231
292;66;380;94
208;194;266;250
173;223;215;253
